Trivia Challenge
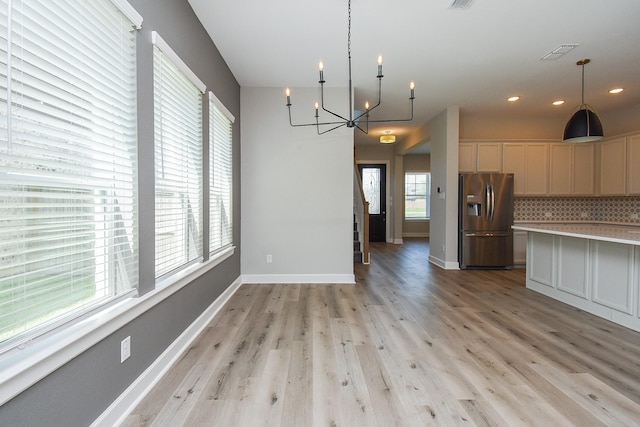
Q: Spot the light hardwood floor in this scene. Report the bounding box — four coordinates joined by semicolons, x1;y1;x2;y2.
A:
123;239;640;426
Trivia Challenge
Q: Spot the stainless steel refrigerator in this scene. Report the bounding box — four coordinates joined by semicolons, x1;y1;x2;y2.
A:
458;173;514;269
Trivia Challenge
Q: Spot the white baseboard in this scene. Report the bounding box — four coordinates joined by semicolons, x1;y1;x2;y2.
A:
393;238;404;244
428;255;460;270
241;274;355;284
92;277;243;427
402;233;429;238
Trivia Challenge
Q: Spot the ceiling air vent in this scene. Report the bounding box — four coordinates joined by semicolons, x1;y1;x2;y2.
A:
449;0;475;9
540;44;579;60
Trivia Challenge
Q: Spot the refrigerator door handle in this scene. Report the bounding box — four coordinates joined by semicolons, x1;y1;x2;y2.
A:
485;184;491;220
465;232;512;237
490;184;495;222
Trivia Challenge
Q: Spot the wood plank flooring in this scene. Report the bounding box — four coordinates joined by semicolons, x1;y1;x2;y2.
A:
122;239;640;426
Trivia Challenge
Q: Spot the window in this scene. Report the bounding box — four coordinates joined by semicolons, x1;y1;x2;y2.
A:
209;92;234;255
153;32;206;279
0;0;141;346
405;172;431;219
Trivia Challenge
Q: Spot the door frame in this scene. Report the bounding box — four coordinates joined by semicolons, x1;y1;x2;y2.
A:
357;160;391;243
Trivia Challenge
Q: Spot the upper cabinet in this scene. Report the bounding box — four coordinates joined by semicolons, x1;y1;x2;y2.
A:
459;142;502;173
549;143;572;195
501;143;548;195
476;143;503;172
627;135;640;195
548;143;595;196
458;143;476;173
573;144;595;195
598;138;627;195
524;144;549;195
503;144;525;194
460;132;640;197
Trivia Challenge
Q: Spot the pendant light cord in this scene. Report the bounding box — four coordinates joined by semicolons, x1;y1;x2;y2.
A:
581;62;585;105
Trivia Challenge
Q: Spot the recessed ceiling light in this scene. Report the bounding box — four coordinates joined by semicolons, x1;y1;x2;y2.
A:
507;96;520;102
609;88;624;94
552;100;565;106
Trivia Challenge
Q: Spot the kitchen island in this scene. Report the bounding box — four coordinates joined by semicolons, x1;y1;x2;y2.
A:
512;223;640;332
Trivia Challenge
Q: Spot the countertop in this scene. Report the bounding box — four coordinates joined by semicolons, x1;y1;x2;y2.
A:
512;222;640;246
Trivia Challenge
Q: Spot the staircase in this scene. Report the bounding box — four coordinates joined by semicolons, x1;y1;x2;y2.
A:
353;163;370;264
354;216;363;263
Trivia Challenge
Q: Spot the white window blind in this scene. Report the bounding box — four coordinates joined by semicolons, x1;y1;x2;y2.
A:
153;33;204;278
0;0;139;346
209;92;234;254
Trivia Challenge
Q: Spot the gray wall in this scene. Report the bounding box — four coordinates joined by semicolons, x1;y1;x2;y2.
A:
0;0;241;425
241;87;353;281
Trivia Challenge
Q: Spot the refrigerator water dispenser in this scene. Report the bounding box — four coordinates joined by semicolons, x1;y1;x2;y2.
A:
466;195;482;216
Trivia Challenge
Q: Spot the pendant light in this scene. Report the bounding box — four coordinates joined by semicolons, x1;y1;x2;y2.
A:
563;59;603;143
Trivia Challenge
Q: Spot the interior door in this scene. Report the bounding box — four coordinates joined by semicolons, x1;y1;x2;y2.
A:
358;164;386;242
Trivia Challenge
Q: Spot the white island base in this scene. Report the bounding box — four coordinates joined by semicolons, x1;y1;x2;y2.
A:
513;224;640;333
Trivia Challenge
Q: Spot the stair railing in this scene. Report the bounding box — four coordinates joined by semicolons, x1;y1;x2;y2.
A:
353;163;370;264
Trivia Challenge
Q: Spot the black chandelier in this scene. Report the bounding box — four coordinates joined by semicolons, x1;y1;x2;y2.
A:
285;0;415;135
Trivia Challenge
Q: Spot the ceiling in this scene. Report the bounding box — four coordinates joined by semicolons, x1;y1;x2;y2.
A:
188;0;640;148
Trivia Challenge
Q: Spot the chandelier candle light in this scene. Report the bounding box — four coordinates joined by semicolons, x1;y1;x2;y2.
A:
285;0;415;135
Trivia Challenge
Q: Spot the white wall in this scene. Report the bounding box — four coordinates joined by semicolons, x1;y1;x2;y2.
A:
428;107;460;269
241;87;354;283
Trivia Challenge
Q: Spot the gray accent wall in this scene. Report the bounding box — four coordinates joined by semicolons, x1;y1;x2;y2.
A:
0;0;241;425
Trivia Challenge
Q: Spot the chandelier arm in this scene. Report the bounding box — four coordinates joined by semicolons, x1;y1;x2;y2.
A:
354;122;369;134
289;106;346;127
353;76;383;123
367;98;414;124
320;83;350;122
317;122;348;135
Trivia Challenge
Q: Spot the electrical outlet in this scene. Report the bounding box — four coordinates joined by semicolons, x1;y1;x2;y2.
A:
581;212;589;218
544;212;553;218
121;336;131;363
441;244;445;253
266;254;273;264
631;213;639;220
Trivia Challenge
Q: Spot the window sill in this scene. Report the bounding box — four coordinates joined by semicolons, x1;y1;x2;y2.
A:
0;246;235;406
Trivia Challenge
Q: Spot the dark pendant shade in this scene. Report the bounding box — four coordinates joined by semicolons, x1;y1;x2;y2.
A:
563;107;604;143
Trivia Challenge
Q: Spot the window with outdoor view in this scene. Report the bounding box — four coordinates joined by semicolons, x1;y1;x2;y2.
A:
405;172;431;219
153;32;205;279
209;92;234;255
0;0;140;347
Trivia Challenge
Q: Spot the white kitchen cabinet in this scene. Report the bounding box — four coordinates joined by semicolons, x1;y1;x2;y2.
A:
513;230;527;266
573;143;595;195
458;143;476;173
476;143;502;173
627;135;640;195
549;143;573;195
524;144;548;195
518;224;640;332
599;137;627;195
591;241;635;315
528;232;554;287
549;143;595;196
556;236;589;299
502;143;525;195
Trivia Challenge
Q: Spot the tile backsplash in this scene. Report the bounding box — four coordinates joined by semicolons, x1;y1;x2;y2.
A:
514;196;640;224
